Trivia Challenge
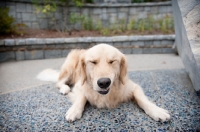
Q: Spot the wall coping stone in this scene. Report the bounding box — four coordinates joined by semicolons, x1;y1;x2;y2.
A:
6;0;171;7
83;2;171;7
0;35;175;46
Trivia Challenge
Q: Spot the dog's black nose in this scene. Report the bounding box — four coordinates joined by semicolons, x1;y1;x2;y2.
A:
97;78;111;89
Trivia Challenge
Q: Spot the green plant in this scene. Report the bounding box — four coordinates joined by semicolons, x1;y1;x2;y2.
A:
0;7;16;34
32;0;86;33
69;13;96;31
33;0;57;15
118;19;127;31
146;15;154;31
69;13;85;24
82;17;94;30
137;19;145;32
100;28;110;36
126;14;174;34
127;19;136;30
95;20;102;31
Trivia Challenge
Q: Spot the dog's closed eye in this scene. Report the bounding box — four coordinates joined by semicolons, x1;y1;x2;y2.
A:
109;60;116;64
89;61;97;65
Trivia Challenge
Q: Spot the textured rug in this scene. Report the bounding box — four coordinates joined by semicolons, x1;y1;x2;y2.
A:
0;69;200;131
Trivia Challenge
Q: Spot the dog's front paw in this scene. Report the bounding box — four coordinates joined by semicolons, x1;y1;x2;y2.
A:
59;85;70;94
145;104;170;122
65;106;83;122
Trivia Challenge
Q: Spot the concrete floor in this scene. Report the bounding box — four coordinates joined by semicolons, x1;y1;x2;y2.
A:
0;54;184;94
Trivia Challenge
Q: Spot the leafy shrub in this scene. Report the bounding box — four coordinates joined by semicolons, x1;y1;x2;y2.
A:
0;7;16;34
127;15;174;34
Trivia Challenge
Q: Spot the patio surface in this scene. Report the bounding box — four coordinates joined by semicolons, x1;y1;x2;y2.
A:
0;54;200;131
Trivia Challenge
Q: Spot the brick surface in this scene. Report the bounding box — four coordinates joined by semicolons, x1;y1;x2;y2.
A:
112;36;129;42
93;8;102;15
109;13;117;24
46;39;55;44
26;3;32;12
26;38;37;45
82;8;89;15
76;43;90;49
122;42;130;46
101;13;108;20
143;48;162;54
107;8;117;13
54;38;65;44
32;22;39;29
55;12;62;19
121;48;132;54
162;48;174;53
161;40;174;45
25;50;44;60
0;40;4;45
131;41;144;46
153;40;161;46
22;13;32;21
132;48;143;54
62;49;71;57
118;12;127;19
144;41;153;46
64;38;78;43
15;51;25;61
119;7;128;12
0;1;6;7
8;5;16;18
5;39;15;46
6;1;173;30
129;8;136;15
158;6;170;14
63;44;77;49
17;13;22;19
39;19;48;29
23;22;31;27
44;50;62;59
0;52;15;62
113;42;122;47
16;39;26;45
37;39;46;44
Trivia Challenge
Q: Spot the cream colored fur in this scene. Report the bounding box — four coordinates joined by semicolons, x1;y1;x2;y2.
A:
42;44;170;122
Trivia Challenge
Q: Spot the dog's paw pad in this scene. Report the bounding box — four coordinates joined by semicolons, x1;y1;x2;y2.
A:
59;85;70;94
145;104;170;122
65;106;82;122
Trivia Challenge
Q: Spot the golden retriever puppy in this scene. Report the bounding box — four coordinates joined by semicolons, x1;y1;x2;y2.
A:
56;44;170;122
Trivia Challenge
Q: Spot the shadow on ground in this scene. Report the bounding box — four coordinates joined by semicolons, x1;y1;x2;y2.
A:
0;69;200;131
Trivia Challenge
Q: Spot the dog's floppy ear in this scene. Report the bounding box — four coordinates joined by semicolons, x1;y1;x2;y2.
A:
120;55;127;85
80;56;87;85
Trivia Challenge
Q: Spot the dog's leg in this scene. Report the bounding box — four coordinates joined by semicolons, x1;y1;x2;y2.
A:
57;77;70;94
56;68;71;94
65;87;87;122
131;81;170;121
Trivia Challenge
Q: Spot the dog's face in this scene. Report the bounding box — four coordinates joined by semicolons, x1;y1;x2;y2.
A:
81;44;127;95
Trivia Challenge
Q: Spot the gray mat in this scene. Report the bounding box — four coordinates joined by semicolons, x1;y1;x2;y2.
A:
0;69;200;131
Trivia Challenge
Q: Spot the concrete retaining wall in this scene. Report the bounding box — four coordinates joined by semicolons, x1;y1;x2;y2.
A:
0;35;175;62
0;1;172;30
172;0;200;92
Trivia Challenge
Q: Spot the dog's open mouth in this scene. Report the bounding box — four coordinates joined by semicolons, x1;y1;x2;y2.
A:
98;88;110;95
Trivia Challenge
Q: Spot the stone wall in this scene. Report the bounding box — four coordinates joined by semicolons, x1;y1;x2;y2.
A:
172;0;200;92
0;35;175;62
0;1;172;30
